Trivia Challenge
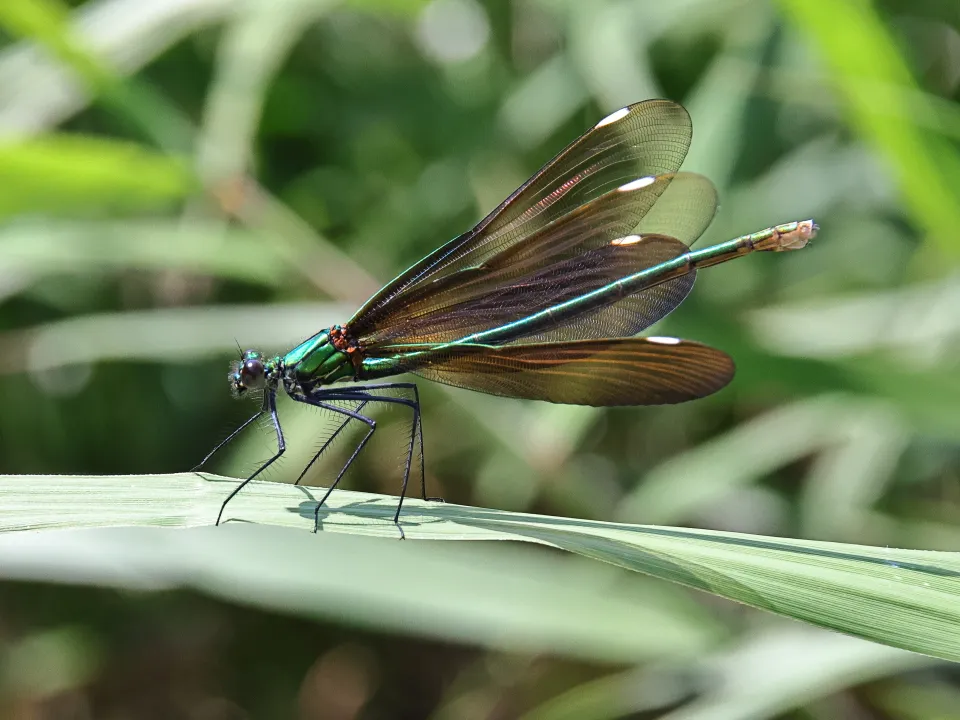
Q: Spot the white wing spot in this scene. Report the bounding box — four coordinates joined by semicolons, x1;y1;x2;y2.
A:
618;176;656;192
611;234;643;246
647;336;681;345
595;107;630;128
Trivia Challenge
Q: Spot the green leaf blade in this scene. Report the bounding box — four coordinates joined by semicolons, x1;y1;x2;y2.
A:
0;135;195;218
1;473;958;662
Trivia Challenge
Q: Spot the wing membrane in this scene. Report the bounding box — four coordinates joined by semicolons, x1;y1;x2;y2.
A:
394;338;734;406
528;170;717;342
355;173;717;348
350;100;694;340
359;236;684;345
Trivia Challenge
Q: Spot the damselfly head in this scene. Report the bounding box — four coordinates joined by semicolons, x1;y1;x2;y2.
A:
229;349;278;396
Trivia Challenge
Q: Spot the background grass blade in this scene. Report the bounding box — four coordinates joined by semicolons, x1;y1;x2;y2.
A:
0;524;720;665
0;135;194;218
520;626;942;720
776;0;960;257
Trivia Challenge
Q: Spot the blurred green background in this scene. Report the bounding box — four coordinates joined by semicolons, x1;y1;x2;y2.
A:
1;0;959;717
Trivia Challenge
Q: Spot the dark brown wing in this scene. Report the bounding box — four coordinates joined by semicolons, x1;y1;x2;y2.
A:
353;173;717;348
349;100;694;341
400;337;735;406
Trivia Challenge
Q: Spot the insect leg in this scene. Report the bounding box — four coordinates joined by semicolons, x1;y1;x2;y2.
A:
216;389;285;525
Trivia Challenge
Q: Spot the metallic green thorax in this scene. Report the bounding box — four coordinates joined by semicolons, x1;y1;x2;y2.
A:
280;326;355;391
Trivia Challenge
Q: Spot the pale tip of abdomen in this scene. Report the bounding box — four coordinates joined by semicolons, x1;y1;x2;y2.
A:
766;218;818;252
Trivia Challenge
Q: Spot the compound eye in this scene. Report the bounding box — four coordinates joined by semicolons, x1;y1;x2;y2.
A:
239;357;265;389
